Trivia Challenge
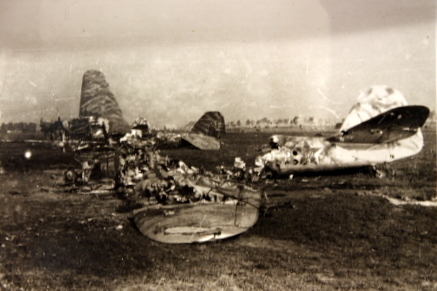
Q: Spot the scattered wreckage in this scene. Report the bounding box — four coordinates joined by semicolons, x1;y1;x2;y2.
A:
37;70;259;243
36;70;227;184
123;116;266;242
115;134;261;243
59;126;262;244
50;122;260;243
254;86;430;178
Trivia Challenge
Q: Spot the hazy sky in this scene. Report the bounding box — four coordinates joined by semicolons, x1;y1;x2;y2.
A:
0;0;435;128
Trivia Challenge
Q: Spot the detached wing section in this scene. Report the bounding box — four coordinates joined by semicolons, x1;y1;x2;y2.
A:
80;70;130;136
182;111;225;150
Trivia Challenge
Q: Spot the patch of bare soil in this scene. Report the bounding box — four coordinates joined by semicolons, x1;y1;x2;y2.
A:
0;130;435;290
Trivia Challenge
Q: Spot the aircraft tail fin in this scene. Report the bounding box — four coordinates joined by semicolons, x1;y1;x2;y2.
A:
180;112;225;150
189;111;226;139
327;105;429;144
79;70;130;136
340;86;408;132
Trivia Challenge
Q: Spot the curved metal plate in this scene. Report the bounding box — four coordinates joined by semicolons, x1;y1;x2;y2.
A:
133;186;261;243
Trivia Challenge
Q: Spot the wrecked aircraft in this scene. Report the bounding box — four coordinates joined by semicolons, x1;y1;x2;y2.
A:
255;86;430;178
38;70;226;181
59;70;131;182
35;70;258;244
41;70;130;144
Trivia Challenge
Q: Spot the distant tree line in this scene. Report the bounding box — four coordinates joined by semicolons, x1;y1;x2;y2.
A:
227;116;335;129
0;122;38;133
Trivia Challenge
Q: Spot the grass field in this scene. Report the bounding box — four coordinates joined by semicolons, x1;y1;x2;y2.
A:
0;129;435;290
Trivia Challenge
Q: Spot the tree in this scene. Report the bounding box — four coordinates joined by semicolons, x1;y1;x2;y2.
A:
26;122;37;133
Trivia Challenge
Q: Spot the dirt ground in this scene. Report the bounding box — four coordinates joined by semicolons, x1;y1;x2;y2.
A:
0;129;436;291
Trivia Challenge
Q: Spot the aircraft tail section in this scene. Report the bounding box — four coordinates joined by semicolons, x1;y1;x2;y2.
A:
79;70;130;136
180;112;225;150
257;86;430;177
328;105;430;144
340;85;408;132
327;86;429;164
189;111;226;139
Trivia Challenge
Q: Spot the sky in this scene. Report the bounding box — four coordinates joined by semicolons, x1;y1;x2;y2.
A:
0;0;435;128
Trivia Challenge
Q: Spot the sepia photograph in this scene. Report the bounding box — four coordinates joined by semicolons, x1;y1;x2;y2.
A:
0;0;435;290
